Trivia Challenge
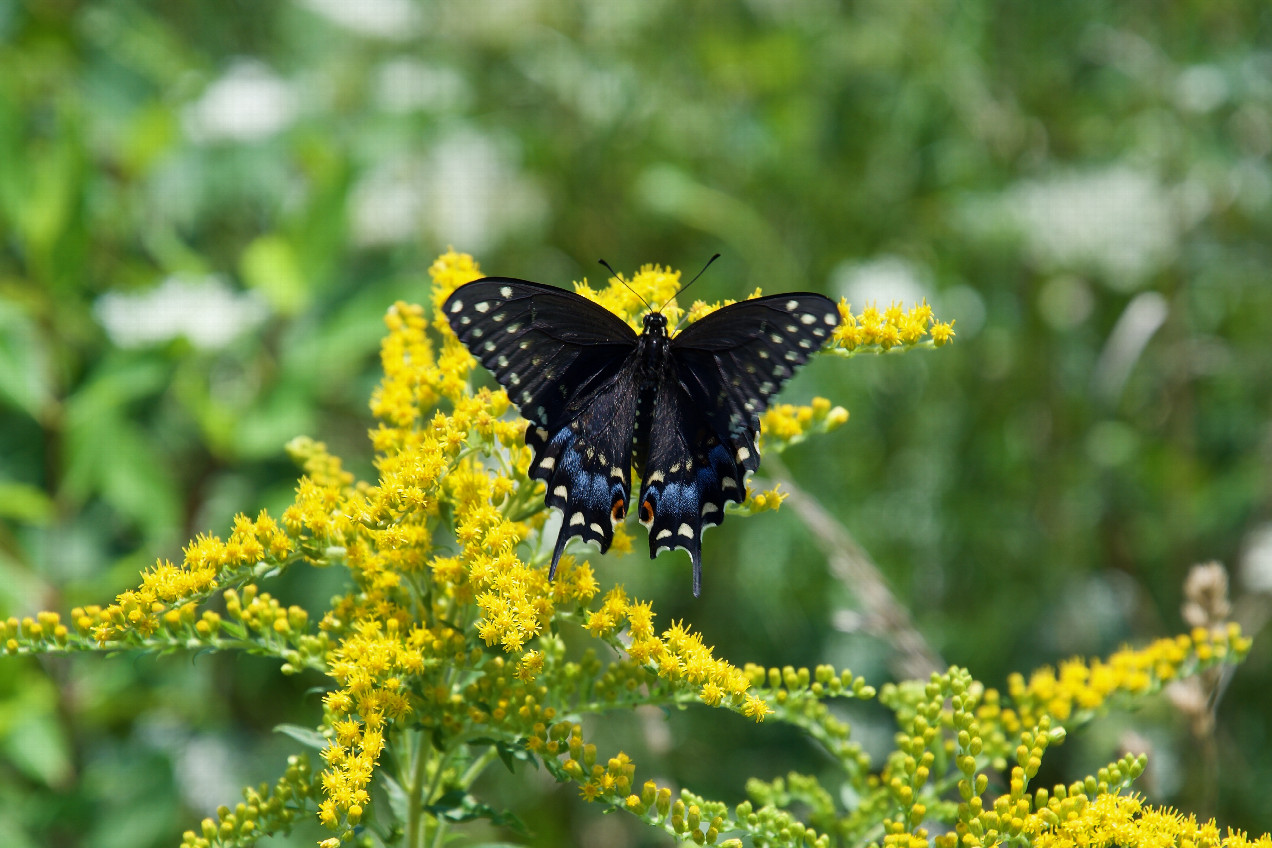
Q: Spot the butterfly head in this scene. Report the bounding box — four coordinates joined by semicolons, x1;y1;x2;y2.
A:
641;311;669;337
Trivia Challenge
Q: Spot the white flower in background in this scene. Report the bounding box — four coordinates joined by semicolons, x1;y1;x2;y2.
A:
349;158;427;247
1004;166;1176;289
184;60;298;143
1241;523;1272;595
1175;64;1228;114
349;129;546;253
374;59;470;114
830;255;929;308
95;276;268;350
294;0;422;39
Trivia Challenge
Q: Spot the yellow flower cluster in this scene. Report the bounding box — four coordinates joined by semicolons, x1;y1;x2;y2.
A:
577;262;686;328
759;395;849;446
77;511;295;644
830;299;955;352
586;588;771;720
302;254;606;831
989;624;1251;737
180;754;320;848
1027;792;1272;848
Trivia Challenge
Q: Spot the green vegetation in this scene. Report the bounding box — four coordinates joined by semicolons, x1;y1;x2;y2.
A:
1;3;1269;846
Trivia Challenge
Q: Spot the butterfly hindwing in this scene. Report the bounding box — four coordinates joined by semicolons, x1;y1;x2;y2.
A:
527;358;640;577
444;278;638;429
636;375;747;597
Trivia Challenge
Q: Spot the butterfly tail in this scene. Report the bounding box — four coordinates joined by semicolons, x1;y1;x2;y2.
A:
548;523;571;582
691;549;701;598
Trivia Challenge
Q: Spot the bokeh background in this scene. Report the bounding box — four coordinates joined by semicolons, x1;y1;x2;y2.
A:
2;2;1271;846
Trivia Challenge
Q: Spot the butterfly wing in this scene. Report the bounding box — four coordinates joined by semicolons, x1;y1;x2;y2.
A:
636;377;744;598
534;357;640;576
637;293;839;597
444;278;640;429
671;293;839;470
443;278;641;577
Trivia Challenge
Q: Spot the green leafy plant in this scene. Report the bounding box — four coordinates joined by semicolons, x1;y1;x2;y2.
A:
2;252;1258;848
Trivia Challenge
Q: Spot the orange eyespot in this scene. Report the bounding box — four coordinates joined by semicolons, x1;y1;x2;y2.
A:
639;499;654;525
611;499;626;521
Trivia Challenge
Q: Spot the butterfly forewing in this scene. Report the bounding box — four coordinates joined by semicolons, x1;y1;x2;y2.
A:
445;278;638;429
670;294;840;448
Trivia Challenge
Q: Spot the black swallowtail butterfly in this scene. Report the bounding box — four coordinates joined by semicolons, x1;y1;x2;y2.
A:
444;269;838;597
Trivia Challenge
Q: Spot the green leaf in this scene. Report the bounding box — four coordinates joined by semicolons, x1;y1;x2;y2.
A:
0;676;73;788
0;482;54;524
241;234;308;315
0;298;53;420
425;791;531;838
273;723;328;750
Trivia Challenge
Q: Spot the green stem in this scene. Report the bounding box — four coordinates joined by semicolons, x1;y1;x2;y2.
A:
405;729;430;848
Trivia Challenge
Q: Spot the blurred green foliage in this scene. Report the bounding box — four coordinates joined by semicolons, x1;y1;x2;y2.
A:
1;1;1269;845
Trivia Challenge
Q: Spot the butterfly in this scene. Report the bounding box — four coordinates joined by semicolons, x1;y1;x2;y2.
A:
443;266;838;597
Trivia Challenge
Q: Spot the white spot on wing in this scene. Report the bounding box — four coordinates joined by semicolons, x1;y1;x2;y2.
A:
656;529;672;540
801;312;817;324
500;286;513;298
449;299;464;313
736;446;751;462
785;299;798;310
589;522;603;534
540;456;556;471
647;470;665;483
475;302;490;313
678;523;694;539
553;485;567;498
570;513;585;526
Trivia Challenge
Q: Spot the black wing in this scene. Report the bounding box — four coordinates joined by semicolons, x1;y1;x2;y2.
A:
444;278;638;429
443;278;641;578
637;293;839;596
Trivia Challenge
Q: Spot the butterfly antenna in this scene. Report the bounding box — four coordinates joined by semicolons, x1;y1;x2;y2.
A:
598;259;652;312
658;253;721;313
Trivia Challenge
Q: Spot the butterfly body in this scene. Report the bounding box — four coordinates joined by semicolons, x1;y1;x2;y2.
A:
444;276;837;596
